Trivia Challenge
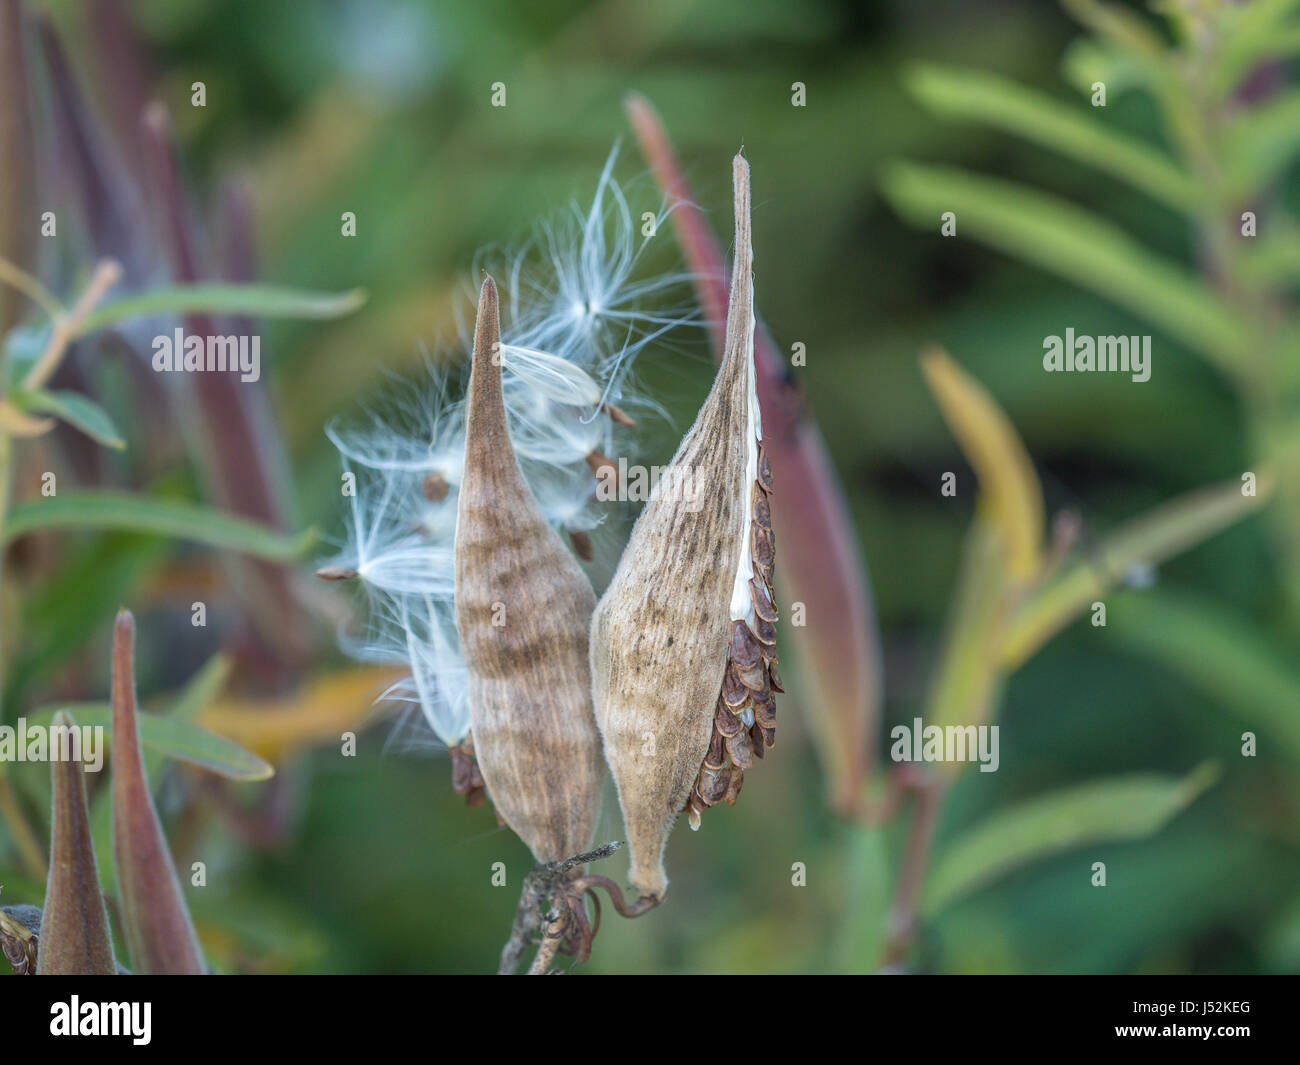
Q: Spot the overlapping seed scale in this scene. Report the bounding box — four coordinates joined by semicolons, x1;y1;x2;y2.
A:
685;443;780;829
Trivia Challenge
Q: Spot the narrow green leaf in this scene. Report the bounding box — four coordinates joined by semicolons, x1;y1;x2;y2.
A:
879;161;1248;375
926;515;1009;735
1214;0;1300;97
1223;89;1300;201
923;764;1218;915
1062;0;1170;60
1062;38;1158;99
166;654;234;723
1237;215;1300;286
1000;475;1270;668
78;282;366;336
27;704;273;782
13;389;125;449
1105;590;1300;763
2;490;315;561
2;322;50;386
905;64;1197;212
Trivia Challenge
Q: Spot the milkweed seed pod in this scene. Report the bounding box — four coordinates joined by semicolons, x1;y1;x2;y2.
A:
454;276;604;863
590;153;779;901
37;711;116;975
319;149;694;808
111;611;206;975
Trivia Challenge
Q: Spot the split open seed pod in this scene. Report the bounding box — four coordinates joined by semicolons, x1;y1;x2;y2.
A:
590;153;779;901
453;276;605;864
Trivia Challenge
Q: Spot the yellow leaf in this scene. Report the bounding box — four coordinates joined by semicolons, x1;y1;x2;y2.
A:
199;665;403;764
0;397;53;437
921;347;1045;581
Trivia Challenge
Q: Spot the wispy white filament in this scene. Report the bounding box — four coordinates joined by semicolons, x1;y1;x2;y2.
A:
323;147;697;751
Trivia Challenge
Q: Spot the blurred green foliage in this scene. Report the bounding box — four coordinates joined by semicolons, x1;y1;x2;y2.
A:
2;0;1298;975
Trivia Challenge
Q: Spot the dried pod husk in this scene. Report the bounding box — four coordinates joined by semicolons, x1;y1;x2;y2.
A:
590;154;777;901
454;276;604;864
37;711;116;975
111;610;206;975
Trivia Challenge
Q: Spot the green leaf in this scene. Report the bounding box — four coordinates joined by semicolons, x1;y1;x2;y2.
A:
1223;89;1300;201
1237;215;1300;286
1061;38;1158;99
1062;0;1170;60
2;322;50;386
923;764;1219;915
12;389;125;449
925;515;1008;734
1000;475;1270;668
2;490;315;561
1105;590;1300;763
28;703;272;782
166;654;235;723
905;64;1197;213
879;162;1248;376
78;283;366;336
1214;0;1300;98
3;533;168;716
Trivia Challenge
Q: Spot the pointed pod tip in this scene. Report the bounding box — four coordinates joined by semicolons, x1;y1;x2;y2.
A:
623;90;653;122
142;99;170;134
472;273;501;372
114;608;135;637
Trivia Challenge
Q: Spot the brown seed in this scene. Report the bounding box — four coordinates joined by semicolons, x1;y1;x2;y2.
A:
569;528;594;561
422;471;450;502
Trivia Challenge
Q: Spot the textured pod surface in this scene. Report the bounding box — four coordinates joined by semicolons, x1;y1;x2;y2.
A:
37;711;116;975
111;611;206;975
454;276;604;864
590;154;773;900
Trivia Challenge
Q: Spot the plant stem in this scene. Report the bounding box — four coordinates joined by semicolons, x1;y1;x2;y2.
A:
526;911;564;975
497;840;625;975
881;770;946;969
21;259;122;394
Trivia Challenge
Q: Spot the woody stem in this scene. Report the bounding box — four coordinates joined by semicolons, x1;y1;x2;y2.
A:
497;840;626;975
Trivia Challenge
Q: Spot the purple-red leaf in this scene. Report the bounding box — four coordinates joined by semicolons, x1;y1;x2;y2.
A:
0;0;36;337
